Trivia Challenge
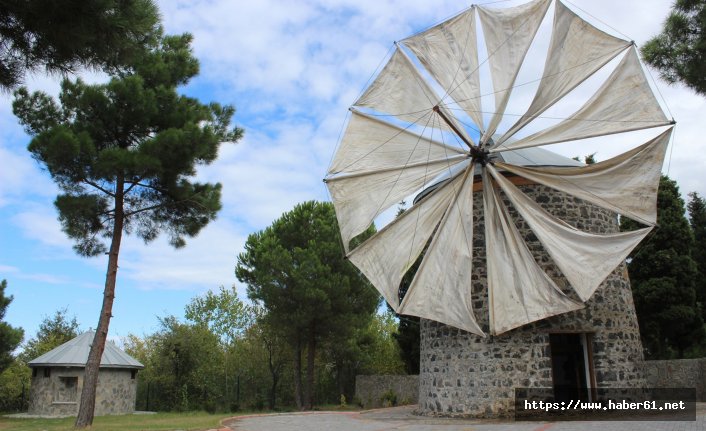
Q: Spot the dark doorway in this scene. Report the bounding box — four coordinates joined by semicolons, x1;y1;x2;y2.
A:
549;333;592;402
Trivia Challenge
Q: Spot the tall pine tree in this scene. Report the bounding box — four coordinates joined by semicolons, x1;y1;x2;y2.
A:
641;0;706;95
236;201;379;410
0;0;160;91
0;280;23;373
12;33;242;427
622;176;704;358
688;192;706;320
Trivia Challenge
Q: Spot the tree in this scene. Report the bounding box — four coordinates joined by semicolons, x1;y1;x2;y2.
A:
238;311;290;410
0;280;23;373
184;286;253;408
391;202;421;375
18;308;79;363
0;0;160;91
12;33;243;427
641;0;706;96
185;286;252;345
236;201;379;410
323;310;405;402
688;192;706;319
622;176;704;358
148;316;223;412
394;258;421;375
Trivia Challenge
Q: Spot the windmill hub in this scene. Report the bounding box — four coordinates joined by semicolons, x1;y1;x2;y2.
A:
470;146;491;166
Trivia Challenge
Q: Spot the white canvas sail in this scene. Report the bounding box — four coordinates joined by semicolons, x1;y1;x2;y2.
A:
478;0;551;143
325;0;671;336
496;47;671;151
483;170;583;334
496;128;671;226
347;174;465;310
399;165;484;335
402;7;484;132
354;48;467;137
498;1;630;145
327;110;467;251
488;164;652;301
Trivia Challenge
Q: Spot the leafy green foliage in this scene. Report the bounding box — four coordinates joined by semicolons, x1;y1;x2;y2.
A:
18;308;79;363
0;360;31;412
0;0;160;90
357;311;405;375
184;286;253;345
688;192;706;320
12;31;242;426
236;201;380;409
139;316;223;412
0;280;23;373
622;176;704;358
12;33;242;256
641;0;706;95
236;314;292;410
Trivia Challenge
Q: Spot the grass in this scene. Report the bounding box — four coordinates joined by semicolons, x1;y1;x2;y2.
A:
0;405;365;431
0;411;231;431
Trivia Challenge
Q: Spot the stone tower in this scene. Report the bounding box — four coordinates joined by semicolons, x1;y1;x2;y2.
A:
417;183;646;417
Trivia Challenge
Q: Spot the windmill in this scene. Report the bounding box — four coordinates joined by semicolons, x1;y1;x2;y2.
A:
324;0;673;416
324;0;671;335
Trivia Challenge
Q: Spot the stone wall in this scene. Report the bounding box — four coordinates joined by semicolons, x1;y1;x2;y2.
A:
644;358;706;401
355;375;418;408
418;184;645;417
28;367;138;416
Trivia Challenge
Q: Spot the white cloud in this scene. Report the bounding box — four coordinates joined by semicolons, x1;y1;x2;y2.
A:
118;219;247;292
11;206;73;249
0;265;19;274
3;0;705;339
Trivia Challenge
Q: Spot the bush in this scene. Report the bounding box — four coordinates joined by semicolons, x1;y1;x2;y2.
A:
380;389;397;407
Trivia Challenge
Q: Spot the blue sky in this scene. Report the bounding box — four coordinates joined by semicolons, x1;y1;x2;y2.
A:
1;0;705;347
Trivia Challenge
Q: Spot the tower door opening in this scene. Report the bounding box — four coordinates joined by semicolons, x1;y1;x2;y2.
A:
549;333;594;402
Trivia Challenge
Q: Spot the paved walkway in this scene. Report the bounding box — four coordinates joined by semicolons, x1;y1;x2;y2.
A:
223;404;706;431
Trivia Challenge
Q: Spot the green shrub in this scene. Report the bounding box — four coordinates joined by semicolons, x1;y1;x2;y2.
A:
380;389;397;407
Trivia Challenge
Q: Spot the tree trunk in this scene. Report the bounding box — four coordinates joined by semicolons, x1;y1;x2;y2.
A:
75;177;124;428
336;360;345;402
305;326;315;410
293;339;303;410
267;343;278;410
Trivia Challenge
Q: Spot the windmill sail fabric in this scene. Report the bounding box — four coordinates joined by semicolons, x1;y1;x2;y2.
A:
327;110;466;251
483;170;584;334
325;0;671;335
487;164;652;301
347;173;465;310
354;48;466;137
398;166;484;335
402;7;484;133
478;0;551;143
496;47;672;151
495;128;672;226
498;0;631;145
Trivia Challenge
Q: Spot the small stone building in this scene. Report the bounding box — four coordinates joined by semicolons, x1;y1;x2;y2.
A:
27;330;143;416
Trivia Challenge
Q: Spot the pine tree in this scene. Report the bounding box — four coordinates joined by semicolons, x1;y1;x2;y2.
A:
0;0;160;91
688;192;706;320
0;280;23;373
622;176;704;358
236;201;379;409
641;0;706;95
12;33;242;427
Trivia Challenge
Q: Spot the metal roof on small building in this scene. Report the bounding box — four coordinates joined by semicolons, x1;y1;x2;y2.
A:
28;330;144;369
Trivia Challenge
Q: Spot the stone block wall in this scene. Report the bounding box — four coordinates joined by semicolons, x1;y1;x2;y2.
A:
28;366;138;416
355;375;418;408
644;358;706;401
418;185;645;417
